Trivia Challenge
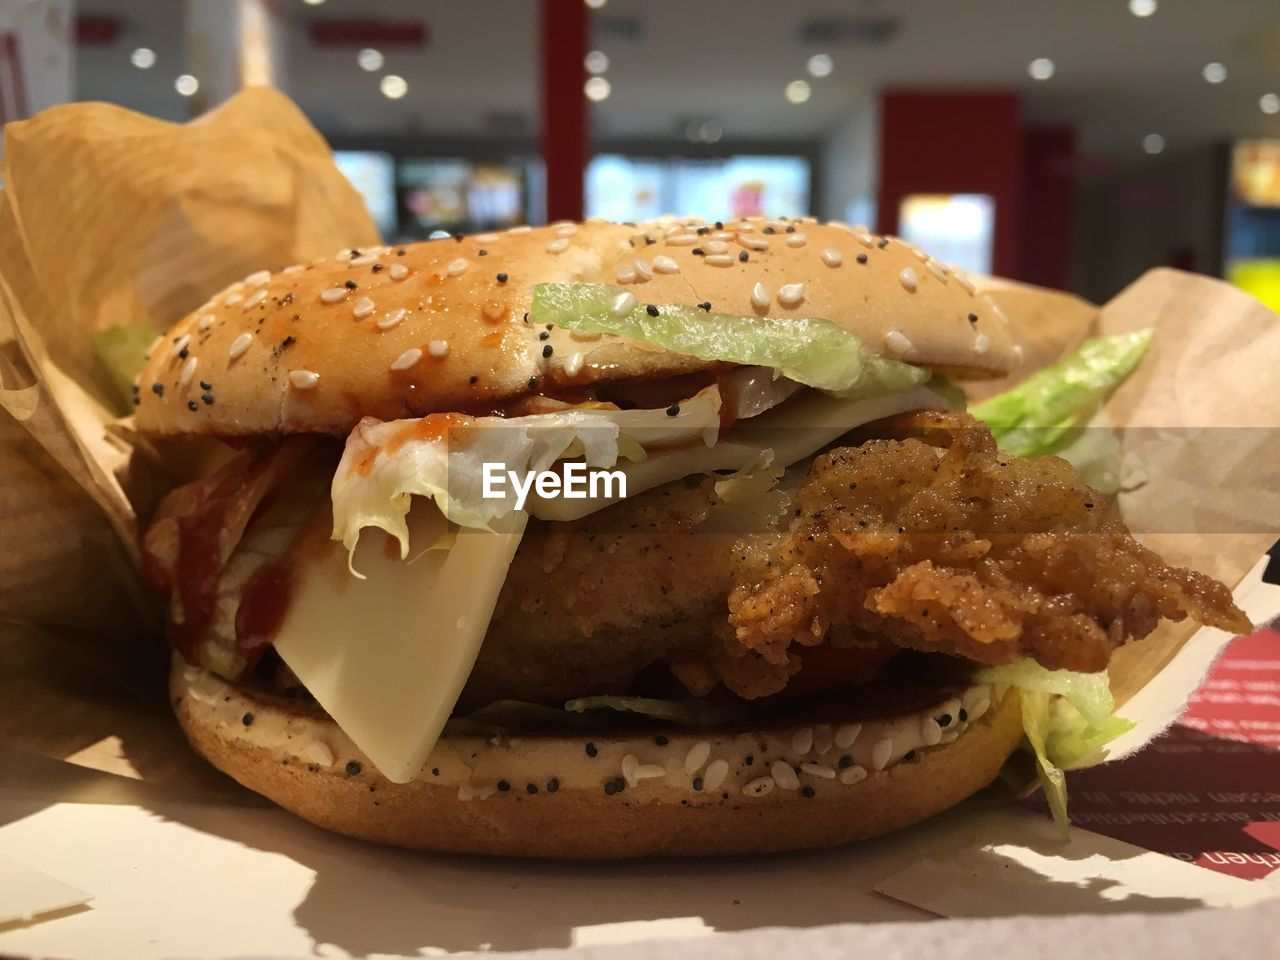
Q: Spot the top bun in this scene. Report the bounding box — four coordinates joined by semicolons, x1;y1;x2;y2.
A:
134;217;1015;437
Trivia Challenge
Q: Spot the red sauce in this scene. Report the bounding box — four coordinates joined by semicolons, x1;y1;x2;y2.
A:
235;558;294;654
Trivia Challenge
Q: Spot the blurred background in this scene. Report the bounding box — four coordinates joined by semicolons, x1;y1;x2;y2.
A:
4;0;1280;307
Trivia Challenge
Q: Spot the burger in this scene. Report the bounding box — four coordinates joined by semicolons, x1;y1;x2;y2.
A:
135;218;1249;858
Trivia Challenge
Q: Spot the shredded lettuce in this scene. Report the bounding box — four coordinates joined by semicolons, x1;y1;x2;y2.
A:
331;386;722;558
971;329;1154;458
977;660;1135;839
530;282;930;398
565;695;747;727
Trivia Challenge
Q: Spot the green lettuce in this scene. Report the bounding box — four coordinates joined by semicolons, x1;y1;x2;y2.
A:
94;324;158;414
977;659;1135;839
530;282;930;399
970;329;1154;458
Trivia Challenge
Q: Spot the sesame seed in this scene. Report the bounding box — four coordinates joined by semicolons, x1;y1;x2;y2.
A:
665;403;680;417
820;247;843;267
645;303;660;317
834;723;861;748
170;334;191;358
839;764;868;786
585;741;598;757
1013;344;1025;363
899;267;920;292
853;231;875;248
198;314;216;331
621;754;640;788
390;347;423;371
616;264;637;284
151;382;164;396
555;223;579;237
813;724;834;755
427;339;450;358
771;760;800;791
228;332;253;361
546;238;570;254
350;253;380;265
777;282;806;307
791;727;814;755
547;777;560;793
702;758;729;792
911;246;930;262
703;240;728;255
871;738;894;771
352;296;375;319
684;740;711;775
634;763;666;782
388;263;409;281
565;351;585;377
885;330;912;355
740;236;770;251
320;286;349;303
974;333;991;354
186;400;198;412
925;259;948;281
201;393;213;405
785;233;807;248
509;225;532;234
305;741;334;767
666;233;697;246
497;779;511;792
224;292;244;306
288;369;319;390
496;272;508;283
959;708;969;722
178;356;198;386
801;785;816;799
856;253;869;264
703;254;735;266
921;716;943;746
244;269;271;287
652;255;679;274
742;776;775;798
632;258;653;281
800;762;837;780
282;264;305;275
377;307;407;331
698;301;712;311
542;343;553;358
446;257;469;277
953;270;977;295
750;281;771;310
344;280;358;289
611;291;637;316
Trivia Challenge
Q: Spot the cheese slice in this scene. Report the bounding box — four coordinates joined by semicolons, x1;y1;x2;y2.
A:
272;504;526;783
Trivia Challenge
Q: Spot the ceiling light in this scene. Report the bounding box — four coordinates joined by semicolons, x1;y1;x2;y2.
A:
1202;62;1227;84
585;50;609;75
357;48;384;72
380;74;408;99
174;74;199;96
1261;93;1280;115
130;47;156;69
585;76;611;102
584;0;607;8
1028;58;1055;81
806;54;833;79
1129;0;1157;17
302;0;327;6
785;80;811;104
1142;134;1165;155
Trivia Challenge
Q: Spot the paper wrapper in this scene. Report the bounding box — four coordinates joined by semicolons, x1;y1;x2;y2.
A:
1;86;1279;917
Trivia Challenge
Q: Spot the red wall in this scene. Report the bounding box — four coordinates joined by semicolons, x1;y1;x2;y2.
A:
541;0;587;222
877;91;1022;279
1019;126;1077;290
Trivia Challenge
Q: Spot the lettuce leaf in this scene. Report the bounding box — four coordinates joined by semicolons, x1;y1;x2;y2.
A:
970;329;1154;458
530;282;930;398
94;324;158;414
977;659;1135;839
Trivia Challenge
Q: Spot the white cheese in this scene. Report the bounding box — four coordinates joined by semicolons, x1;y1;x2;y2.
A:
273;504;526;783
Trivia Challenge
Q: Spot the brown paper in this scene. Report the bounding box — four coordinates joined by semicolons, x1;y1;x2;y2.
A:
0;88;377;644
0;90;1275;788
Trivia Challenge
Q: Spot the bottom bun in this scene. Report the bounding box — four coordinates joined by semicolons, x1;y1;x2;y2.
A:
171;661;1023;859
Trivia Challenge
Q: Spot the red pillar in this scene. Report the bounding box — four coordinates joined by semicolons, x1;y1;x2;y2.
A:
1019;126;1076;290
540;0;587;223
877;91;1022;279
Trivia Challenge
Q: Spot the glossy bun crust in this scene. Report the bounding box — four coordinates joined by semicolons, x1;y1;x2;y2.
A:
135;218;1015;437
172;662;1023;859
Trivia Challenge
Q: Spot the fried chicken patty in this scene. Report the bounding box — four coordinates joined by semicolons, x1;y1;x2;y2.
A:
151;412;1250;708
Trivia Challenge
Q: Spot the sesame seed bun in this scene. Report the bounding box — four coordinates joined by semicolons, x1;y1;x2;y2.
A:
135;218;1015;437
171;661;1023;859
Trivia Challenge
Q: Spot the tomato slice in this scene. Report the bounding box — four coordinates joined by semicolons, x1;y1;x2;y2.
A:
769;641;899;700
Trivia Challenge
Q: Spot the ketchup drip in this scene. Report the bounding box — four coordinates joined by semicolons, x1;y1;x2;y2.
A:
235;558;294;655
